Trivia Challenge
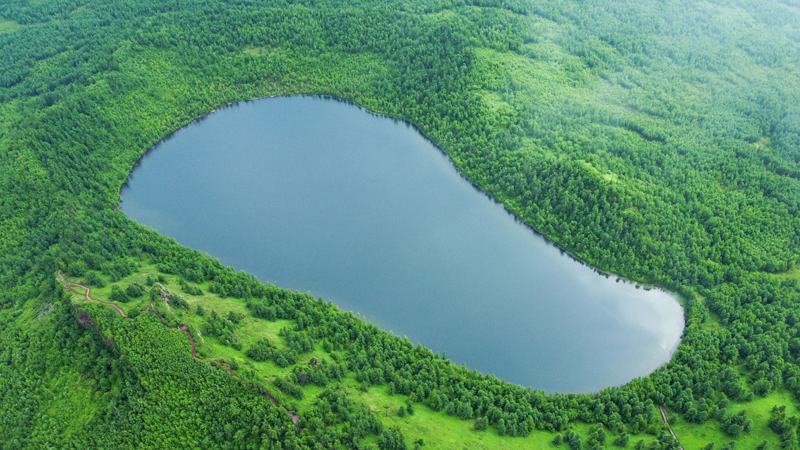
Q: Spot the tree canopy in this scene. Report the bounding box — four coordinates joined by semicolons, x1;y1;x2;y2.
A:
1;0;799;448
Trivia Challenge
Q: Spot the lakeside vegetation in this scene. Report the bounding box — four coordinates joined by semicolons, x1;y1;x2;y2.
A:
0;0;799;448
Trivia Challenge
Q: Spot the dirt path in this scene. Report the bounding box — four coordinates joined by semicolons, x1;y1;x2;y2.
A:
179;324;197;358
59;270;298;426
141;297;154;312
660;405;684;450
58;270;127;317
143;301;165;320
264;393;299;423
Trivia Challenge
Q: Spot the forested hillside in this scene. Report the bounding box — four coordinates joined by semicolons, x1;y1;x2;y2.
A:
1;0;799;448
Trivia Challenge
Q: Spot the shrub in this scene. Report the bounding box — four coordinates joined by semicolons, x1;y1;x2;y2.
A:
125;284;144;298
245;339;274;362
85;271;105;287
110;285;130;303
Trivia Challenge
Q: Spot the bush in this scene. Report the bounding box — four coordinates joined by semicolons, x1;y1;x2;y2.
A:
721;411;752;438
378;427;408;450
69;261;87;277
564;430;583;450
125;284;144;298
753;379;773;396
227;311;242;324
245;339;274;362
85;271;105;287
110;285;130;303
588;424;606;446
181;281;203;296
273;377;303;400
613;433;629;447
248;300;278;320
170;294;188;309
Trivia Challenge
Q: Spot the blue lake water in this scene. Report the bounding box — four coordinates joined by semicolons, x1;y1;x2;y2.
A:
121;96;684;393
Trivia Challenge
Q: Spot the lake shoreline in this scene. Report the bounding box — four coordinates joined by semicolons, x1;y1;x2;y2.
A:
120;95;684;393
119;93;685;306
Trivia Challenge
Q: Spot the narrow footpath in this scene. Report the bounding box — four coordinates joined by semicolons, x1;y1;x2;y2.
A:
59;270;300;426
57;270;127;317
660;405;685;450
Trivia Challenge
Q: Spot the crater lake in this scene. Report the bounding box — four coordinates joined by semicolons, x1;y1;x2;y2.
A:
121;96;684;393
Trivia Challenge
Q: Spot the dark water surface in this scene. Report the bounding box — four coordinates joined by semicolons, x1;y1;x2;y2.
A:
121;96;683;393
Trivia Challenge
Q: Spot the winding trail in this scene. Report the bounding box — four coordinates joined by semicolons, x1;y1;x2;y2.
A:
142;297;155;312
59;270;299;426
57;270;127;317
180;324;197;358
660;405;684;450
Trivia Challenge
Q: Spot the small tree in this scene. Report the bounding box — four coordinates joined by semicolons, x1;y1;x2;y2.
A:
125;284;144;298
110;285;129;303
378;427;408;450
85;271;105;287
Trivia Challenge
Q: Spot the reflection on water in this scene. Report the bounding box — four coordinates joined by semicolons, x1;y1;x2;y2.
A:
121;96;684;393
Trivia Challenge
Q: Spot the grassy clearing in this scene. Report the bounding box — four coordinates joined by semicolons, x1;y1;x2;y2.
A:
57;264;664;448
0;19;20;34
670;390;797;449
60;263;779;449
775;267;800;282
242;45;268;56
349;381;665;450
42;371;99;436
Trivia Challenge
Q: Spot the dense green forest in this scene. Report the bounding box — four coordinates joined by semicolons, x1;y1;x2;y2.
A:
1;0;800;448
